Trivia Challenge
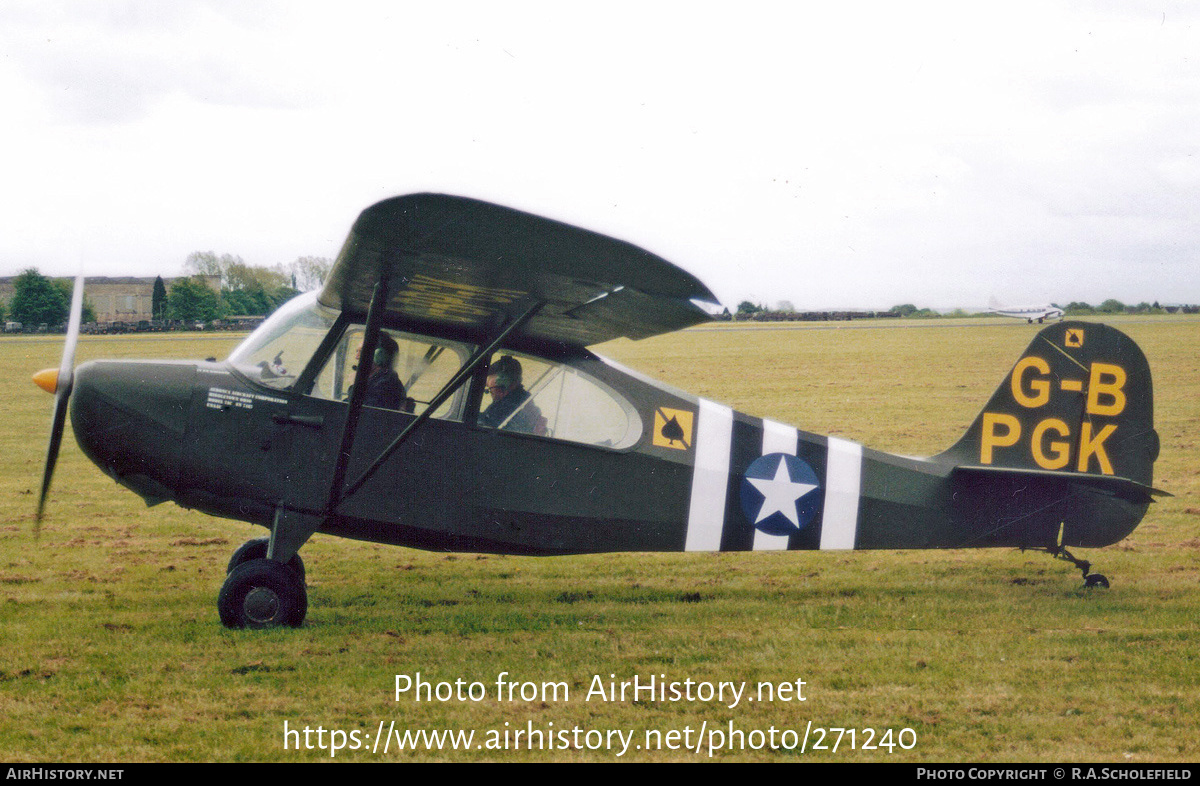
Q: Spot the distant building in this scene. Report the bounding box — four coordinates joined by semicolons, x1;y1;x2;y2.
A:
0;275;220;325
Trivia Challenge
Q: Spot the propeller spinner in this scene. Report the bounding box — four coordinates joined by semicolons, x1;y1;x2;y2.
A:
34;275;85;527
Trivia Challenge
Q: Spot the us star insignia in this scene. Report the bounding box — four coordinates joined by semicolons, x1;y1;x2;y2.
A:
740;453;821;537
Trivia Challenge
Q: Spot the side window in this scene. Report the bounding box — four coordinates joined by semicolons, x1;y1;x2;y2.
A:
479;352;642;449
310;327;473;420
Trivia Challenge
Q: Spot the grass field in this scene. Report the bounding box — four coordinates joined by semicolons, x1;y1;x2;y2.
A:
1;317;1197;762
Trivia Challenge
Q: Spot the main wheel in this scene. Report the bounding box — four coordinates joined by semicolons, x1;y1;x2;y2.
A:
227;537;305;584
218;558;307;628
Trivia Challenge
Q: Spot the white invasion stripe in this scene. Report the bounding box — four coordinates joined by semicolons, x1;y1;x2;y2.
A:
685;399;733;551
820;437;862;550
754;420;798;551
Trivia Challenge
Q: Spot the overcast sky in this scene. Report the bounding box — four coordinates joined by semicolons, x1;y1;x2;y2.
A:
2;1;1198;310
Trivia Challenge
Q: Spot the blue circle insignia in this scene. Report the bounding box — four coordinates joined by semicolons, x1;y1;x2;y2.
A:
740;453;821;537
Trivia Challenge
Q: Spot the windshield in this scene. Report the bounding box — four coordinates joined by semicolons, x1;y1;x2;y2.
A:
227;292;337;390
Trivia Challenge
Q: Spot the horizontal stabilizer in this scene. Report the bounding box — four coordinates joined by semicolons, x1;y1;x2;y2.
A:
953;465;1170;505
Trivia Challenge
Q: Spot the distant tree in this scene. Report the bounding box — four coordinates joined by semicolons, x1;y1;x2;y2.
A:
891;304;919;317
182;252;303;317
223;279;299;317
168;275;221;322
10;268;67;326
775;300;795;312
1097;299;1126;314
0;299;6;322
185;251;248;290
222;285;266;316
51;278;96;323
224;260;286;294
152;276;168;320
736;301;764;317
1064;301;1094;315
289;256;332;292
185;251;220;281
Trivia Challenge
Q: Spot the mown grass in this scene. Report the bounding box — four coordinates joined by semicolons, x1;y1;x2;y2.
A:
1;317;1197;762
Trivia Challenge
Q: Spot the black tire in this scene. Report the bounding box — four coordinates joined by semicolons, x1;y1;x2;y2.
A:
1084;573;1110;589
227;537;305;584
218;558;307;628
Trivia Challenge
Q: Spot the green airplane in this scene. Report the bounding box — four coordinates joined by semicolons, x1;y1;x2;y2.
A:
34;194;1168;628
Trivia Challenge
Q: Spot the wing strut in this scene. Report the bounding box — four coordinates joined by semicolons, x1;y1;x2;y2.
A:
331;296;546;511
323;276;393;521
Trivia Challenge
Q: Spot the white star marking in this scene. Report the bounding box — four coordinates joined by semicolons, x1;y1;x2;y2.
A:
747;458;818;527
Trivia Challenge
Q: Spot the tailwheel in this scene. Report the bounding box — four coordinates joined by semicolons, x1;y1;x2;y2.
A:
218;558;307;628
1052;546;1111;590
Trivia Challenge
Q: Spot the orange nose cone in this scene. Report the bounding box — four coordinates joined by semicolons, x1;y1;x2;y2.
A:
33;367;59;394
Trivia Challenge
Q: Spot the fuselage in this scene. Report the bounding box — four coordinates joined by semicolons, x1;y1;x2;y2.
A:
70;309;1117;559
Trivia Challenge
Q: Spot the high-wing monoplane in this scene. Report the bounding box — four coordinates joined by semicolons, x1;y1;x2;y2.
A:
35;194;1167;628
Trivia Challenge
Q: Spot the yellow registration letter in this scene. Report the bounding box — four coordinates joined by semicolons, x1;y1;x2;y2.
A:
1031;418;1071;470
1077;422;1117;475
981;413;1021;464
1086;363;1127;416
1011;356;1051;408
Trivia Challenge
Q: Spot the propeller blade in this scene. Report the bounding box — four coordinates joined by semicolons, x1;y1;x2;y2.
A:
35;390;71;524
35;275;85;528
59;274;85;393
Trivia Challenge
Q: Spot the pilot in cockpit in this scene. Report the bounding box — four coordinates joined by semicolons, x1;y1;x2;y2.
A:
478;355;545;435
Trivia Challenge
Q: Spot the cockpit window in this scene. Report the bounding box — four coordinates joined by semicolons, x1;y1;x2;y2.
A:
479;351;642;449
310;326;473;420
226;293;335;390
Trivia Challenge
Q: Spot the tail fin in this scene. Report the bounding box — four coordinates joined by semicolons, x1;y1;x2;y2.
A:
939;321;1164;546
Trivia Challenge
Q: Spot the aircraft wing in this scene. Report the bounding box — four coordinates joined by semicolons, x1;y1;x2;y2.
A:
318;194;721;347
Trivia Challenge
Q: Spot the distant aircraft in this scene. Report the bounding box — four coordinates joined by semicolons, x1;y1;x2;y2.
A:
989;297;1064;323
